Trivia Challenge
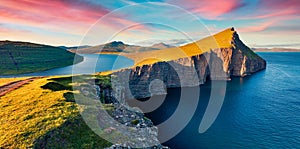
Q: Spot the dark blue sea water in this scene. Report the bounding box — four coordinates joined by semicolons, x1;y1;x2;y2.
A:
0;54;133;77
143;52;300;148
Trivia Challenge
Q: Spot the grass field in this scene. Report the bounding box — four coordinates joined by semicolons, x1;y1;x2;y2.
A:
0;76;113;148
0;41;83;75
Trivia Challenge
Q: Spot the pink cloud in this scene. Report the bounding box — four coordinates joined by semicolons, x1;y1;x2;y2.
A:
0;0;154;40
239;0;300;20
0;0;109;23
167;0;244;19
0;0;148;36
259;0;300;18
261;0;300;11
0;0;108;35
229;0;300;34
237;20;277;33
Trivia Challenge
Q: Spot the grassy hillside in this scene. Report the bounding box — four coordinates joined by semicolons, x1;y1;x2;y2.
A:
0;41;84;75
0;75;113;148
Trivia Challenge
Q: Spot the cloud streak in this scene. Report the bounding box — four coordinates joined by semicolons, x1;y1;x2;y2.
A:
0;0;111;33
236;0;300;20
0;0;157;46
0;0;151;37
167;0;244;19
0;0;109;23
237;20;277;32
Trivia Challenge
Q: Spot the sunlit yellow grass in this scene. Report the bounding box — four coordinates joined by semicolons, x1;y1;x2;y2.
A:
122;28;234;66
97;71;114;76
0;77;78;148
0;77;30;86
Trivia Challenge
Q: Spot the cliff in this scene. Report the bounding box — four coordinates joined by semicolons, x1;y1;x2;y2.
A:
112;28;266;99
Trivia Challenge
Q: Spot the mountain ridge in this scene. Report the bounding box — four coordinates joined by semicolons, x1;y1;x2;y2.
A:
150;42;174;49
69;41;173;54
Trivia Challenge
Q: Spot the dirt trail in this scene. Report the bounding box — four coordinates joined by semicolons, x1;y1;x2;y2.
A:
0;77;44;97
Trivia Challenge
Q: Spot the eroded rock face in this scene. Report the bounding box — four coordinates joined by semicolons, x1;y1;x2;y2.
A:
112;31;266;99
229;32;266;76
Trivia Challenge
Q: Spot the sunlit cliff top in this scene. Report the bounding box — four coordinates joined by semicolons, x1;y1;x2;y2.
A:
122;28;236;66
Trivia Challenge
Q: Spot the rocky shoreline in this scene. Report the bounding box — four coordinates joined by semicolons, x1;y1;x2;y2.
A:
95;84;169;149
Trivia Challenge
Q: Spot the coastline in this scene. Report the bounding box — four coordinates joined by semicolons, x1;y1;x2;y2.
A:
254;51;300;52
96;52;122;55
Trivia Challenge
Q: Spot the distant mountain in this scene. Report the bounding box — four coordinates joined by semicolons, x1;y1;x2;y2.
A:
70;41;174;54
0;41;83;75
58;45;91;50
150;42;174;49
252;48;300;52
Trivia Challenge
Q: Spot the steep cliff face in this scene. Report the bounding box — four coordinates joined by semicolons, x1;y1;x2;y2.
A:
112;28;266;99
230;32;266;76
209;31;266;77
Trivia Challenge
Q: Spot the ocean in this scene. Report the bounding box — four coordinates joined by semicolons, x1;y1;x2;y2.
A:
143;52;300;148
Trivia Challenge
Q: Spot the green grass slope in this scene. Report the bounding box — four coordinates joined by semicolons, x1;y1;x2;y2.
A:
0;41;83;75
0;75;113;148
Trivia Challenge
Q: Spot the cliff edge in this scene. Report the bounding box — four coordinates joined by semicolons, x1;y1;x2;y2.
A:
112;28;267;99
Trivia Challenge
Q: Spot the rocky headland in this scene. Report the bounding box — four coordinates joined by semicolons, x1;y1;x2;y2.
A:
112;28;266;99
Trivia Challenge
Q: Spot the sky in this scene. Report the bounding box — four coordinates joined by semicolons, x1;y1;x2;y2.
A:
0;0;299;48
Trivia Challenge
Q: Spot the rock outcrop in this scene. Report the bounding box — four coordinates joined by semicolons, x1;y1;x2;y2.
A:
112;28;266;99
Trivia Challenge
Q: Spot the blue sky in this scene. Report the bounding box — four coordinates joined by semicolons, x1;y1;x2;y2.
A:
0;0;299;48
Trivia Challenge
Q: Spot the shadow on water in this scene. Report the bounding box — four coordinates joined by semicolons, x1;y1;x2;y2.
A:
140;53;300;148
141;70;268;148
